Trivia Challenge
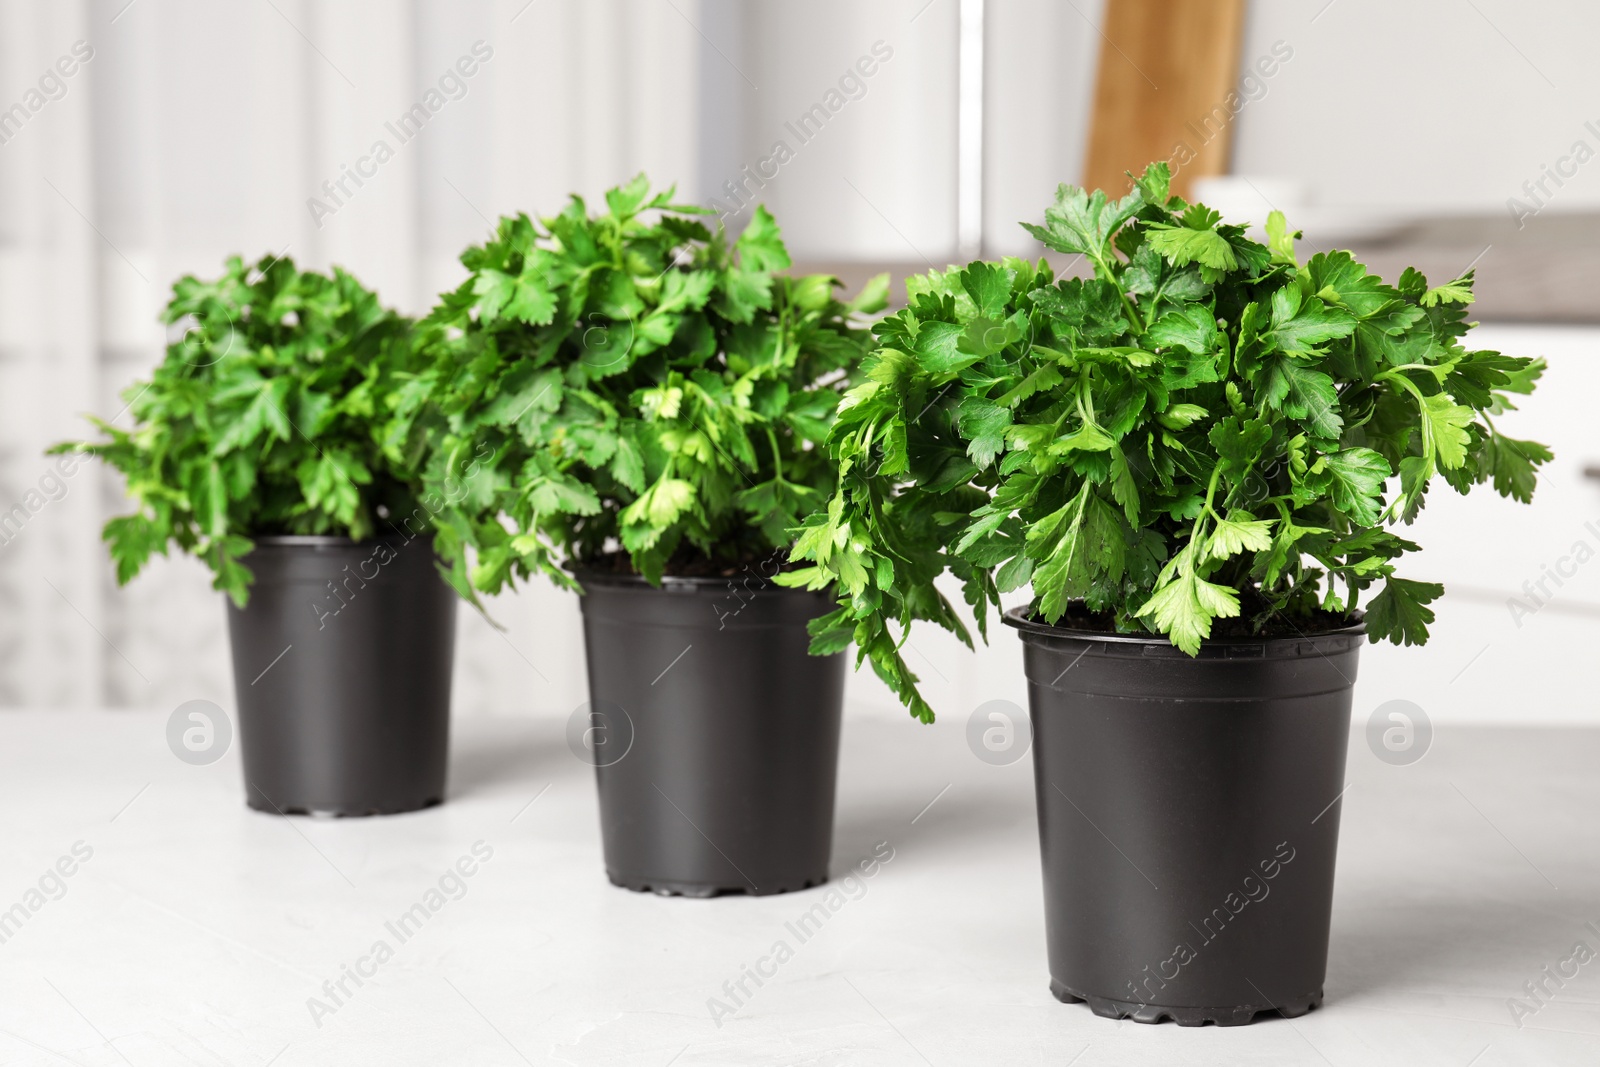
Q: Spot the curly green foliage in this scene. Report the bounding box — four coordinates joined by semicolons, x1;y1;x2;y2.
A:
783;162;1549;721
53;255;422;606
393;174;885;598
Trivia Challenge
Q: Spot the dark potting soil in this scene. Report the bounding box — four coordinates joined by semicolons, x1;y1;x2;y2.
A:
1029;591;1358;641
576;547;807;580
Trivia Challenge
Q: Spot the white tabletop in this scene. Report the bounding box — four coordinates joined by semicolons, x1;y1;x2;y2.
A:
0;710;1595;1066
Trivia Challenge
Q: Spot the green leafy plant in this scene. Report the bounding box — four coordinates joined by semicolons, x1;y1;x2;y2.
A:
392;174;885;597
784;162;1549;722
52;255;421;605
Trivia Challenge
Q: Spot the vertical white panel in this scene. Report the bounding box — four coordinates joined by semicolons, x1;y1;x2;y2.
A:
414;0;494;303
245;0;317;278
97;0;233;710
693;0;747;210
741;0;959;262
572;0;627;197
982;0;1103;255
0;0;105;706
487;0;579;220
956;0;985;258
306;0;421;310
41;0;105;709
622;0;698;193
100;0;283;711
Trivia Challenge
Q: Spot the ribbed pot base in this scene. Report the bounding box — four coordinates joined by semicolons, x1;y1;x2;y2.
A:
1049;978;1323;1027
605;871;828;899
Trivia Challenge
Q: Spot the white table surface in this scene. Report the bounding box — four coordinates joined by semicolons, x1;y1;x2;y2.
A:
0;709;1596;1067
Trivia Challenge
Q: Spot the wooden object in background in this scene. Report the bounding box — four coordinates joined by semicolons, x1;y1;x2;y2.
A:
1083;0;1247;200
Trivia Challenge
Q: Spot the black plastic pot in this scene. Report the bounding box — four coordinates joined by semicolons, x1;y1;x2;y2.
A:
226;535;456;816
1004;607;1364;1026
577;571;845;897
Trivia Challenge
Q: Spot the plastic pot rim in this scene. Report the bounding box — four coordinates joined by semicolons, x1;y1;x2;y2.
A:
1001;603;1367;652
248;533;421;549
569;567;798;593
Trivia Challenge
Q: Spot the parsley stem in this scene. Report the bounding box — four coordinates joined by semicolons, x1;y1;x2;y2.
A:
1091;251;1142;334
1199;463;1223;521
765;426;785;485
1381;370;1435;465
1185;463;1226;569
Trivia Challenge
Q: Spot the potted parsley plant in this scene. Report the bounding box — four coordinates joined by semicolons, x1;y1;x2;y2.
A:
398;176;884;895
55;256;457;816
785;163;1549;1023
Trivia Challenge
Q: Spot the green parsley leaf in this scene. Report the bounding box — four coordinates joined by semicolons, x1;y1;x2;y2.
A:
1365;577;1444;646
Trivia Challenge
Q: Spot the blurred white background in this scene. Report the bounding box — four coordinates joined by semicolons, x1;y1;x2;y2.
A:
0;0;1595;725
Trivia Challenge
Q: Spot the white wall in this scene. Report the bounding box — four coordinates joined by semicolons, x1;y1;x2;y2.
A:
729;2;960;262
982;0;1104;256
703;0;1106;262
1235;0;1600;218
0;0;702;719
2;0;1593;727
